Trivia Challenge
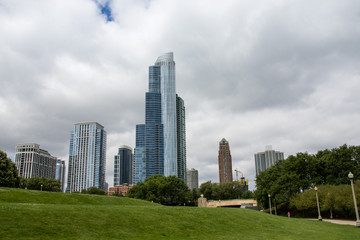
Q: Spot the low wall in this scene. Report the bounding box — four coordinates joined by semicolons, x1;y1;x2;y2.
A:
198;197;257;208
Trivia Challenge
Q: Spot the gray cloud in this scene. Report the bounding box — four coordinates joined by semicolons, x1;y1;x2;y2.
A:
1;0;360;190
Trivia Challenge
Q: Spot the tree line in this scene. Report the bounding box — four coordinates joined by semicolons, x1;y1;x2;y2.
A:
255;144;360;214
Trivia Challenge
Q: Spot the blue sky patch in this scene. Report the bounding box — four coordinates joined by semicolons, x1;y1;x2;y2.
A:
95;0;114;22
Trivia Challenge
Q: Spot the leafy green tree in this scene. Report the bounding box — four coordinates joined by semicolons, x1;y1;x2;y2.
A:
26;177;61;192
0;150;21;188
82;186;106;195
128;175;190;205
255;144;360;211
199;181;247;200
198;181;214;199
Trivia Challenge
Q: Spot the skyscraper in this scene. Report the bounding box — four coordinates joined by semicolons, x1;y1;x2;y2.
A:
176;94;186;181
15;143;59;180
114;145;133;186
218;138;233;183
67;122;107;192
56;160;66;192
254;145;284;176
186;168;199;190
134;52;186;184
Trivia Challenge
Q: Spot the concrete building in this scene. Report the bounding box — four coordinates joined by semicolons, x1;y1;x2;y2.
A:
114;145;133;186
218;138;233;183
15;143;59;180
254;145;284;176
67;122;107;192
186;168;198;190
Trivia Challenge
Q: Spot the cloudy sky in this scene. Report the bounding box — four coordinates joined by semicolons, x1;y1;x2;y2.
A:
1;0;360;190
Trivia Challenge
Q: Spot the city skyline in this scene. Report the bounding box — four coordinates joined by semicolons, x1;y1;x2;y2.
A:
1;1;360;190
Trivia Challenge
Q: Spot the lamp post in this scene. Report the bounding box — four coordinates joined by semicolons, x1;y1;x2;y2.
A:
348;172;360;228
40;184;43;192
314;186;322;221
268;194;272;215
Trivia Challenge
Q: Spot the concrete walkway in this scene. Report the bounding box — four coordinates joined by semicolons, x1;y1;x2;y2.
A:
312;219;356;226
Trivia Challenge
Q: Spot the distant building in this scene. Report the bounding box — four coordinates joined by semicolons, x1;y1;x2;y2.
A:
15;143;59;180
186;168;198;190
104;182;109;192
56;160;66;192
254;145;284;176
218;138;233;183
114;145;133;186
239;177;249;192
108;184;134;197
67;122;107;192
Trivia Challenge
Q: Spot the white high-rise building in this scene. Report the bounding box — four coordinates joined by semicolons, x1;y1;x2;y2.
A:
254;145;284;176
155;52;177;177
67;122;107;192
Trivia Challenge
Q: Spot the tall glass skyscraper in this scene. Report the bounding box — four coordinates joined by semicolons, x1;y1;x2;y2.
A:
67;122;107;192
114;145;133;185
134;52;186;184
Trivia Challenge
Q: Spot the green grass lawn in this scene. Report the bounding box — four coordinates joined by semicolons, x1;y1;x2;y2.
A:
0;187;358;240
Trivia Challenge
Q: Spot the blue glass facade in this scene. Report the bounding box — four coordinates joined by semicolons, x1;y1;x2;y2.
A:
134;124;146;184
114;146;133;185
155;53;177;176
67;122;106;192
134;53;186;183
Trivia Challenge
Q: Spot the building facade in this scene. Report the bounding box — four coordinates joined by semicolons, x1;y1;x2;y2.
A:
134;52;186;184
67;122;107;192
114;145;133;186
218;138;233;183
186;168;198;190
254;145;284;176
56;160;66;192
15;143;58;179
177;95;187;181
108;184;133;197
15;143;59;180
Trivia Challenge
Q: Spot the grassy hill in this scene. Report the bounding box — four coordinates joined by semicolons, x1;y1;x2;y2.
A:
0;187;358;240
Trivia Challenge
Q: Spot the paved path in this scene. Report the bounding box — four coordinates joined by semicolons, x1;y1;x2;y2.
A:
312;219;356;226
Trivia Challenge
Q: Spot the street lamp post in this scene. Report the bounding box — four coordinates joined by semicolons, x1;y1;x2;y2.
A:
348;172;360;228
41;184;43;191
268;194;272;215
314;186;322;221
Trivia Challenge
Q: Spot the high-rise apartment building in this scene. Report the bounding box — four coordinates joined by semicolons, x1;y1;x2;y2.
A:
134;52;186;184
177;95;186;181
186;168;198;190
56;160;66;192
254;145;284;176
114;145;133;186
67;122;107;192
15;143;59;180
218;138;233;183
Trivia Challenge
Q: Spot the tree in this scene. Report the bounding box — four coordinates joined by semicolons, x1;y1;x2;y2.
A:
198;181;247;200
26;177;61;192
128;175;190;205
0;150;20;188
255;144;360;212
82;186;106;195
